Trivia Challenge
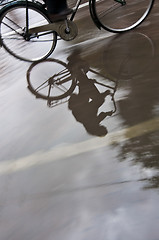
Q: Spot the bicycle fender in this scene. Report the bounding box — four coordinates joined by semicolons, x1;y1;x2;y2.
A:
89;0;101;30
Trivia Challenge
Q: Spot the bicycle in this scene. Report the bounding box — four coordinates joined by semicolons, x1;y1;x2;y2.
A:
26;57;117;113
0;0;155;62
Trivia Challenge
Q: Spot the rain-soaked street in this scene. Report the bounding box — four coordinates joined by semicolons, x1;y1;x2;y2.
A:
0;0;159;239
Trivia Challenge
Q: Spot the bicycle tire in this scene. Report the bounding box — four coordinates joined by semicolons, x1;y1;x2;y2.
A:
27;58;77;100
0;0;15;7
90;0;154;33
0;1;57;62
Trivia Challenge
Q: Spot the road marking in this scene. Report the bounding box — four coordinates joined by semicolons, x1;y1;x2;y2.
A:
79;2;89;9
0;117;159;176
78;0;103;9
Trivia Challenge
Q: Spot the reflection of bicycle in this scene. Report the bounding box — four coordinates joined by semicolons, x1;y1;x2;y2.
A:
27;58;117;113
0;0;154;62
27;54;118;136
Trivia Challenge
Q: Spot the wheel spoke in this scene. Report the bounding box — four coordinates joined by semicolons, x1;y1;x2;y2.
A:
35;80;50;92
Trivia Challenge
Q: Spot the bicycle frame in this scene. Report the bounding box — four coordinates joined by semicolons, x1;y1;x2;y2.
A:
28;0;100;39
70;0;83;21
25;0;29;35
70;0;103;29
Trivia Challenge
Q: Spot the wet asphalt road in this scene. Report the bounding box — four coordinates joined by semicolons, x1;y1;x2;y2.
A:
0;1;159;240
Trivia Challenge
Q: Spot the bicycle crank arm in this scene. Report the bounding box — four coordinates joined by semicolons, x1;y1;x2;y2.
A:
29;20;78;41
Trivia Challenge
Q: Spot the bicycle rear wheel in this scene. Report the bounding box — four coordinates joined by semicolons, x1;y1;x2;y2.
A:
0;1;57;62
91;0;154;32
27;59;77;100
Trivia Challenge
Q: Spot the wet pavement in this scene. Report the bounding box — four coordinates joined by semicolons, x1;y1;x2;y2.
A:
0;1;159;240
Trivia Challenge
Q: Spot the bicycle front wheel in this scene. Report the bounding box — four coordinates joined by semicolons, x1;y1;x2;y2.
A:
91;0;154;32
0;1;57;62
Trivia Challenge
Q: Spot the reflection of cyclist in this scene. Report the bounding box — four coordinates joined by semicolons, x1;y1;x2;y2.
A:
67;50;113;137
45;0;73;22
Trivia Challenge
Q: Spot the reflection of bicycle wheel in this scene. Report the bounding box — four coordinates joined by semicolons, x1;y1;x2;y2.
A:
103;32;154;79
27;59;77;100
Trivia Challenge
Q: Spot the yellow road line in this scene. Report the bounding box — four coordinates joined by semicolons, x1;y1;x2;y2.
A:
0;117;159;175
